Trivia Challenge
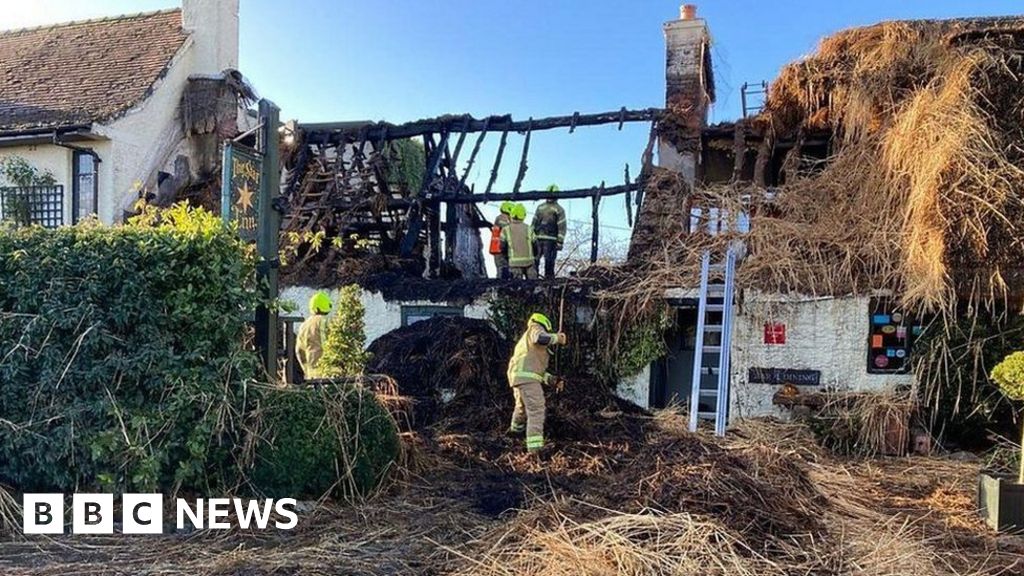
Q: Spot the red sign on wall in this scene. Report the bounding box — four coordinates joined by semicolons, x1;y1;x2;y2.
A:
764;322;786;345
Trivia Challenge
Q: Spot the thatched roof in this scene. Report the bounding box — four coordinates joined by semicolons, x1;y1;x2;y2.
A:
630;15;1024;315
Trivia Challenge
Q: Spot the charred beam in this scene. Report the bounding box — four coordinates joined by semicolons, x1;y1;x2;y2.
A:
459;119;489;189
512;118;532;194
590;183;603;264
327;182;639;210
485;127;509;195
304;108;664;144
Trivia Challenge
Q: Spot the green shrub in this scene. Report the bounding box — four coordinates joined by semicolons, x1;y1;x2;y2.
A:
250;383;399;499
991;351;1024;483
318;284;371;377
0;204;259;492
991;352;1024;401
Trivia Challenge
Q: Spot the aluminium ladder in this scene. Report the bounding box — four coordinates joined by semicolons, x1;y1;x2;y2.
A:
688;247;737;437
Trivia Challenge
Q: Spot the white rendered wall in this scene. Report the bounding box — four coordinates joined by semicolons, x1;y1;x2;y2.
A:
0;146;72;222
729;294;915;419
617;294;916;419
280;286;491;347
99;37;195;223
617;365;652;409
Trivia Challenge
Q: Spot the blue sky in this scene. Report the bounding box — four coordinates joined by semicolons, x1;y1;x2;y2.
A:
7;0;1023;247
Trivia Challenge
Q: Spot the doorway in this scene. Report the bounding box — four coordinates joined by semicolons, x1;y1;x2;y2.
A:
649;305;699;409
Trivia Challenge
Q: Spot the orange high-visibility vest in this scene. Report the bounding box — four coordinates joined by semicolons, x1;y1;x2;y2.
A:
490;213;512;255
489;225;503;254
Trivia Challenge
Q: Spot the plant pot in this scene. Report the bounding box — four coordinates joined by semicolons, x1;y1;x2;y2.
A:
978;472;1024;533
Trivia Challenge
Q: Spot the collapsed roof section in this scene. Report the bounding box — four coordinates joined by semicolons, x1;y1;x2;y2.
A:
279;108;663;288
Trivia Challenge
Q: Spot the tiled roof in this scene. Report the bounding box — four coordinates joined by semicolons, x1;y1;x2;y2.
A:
0;9;188;132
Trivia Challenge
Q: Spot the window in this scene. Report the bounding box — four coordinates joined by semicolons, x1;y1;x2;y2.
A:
866;297;922;374
401;305;463;327
72;151;98;223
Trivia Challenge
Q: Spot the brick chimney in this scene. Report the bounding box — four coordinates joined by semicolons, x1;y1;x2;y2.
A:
182;0;240;74
659;4;713;182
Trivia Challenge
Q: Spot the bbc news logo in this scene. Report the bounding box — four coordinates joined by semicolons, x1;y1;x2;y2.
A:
22;494;298;534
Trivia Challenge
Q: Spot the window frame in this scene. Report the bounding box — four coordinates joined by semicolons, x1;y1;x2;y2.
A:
400;305;464;327
72;150;99;224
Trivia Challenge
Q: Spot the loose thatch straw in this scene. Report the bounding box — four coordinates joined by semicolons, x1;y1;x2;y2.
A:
448;505;788;576
615;19;1024;319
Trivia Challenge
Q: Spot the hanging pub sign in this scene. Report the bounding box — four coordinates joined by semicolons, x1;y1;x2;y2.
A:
221;142;263;242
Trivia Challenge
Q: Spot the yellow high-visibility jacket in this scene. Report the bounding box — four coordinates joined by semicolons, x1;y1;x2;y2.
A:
501;220;535;268
532;201;566;244
507;323;560;386
297;313;329;378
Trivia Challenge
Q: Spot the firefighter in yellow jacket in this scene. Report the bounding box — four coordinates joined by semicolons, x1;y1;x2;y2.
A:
296;291;332;380
507;313;567;452
500;203;537;279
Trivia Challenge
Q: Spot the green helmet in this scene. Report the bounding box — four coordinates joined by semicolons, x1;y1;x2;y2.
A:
309;291;332;314
512;203;527;220
529;313;553;331
546;184;559;193
499;201;514;215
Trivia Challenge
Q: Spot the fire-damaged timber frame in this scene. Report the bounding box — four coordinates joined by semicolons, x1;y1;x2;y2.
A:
283;107;664;277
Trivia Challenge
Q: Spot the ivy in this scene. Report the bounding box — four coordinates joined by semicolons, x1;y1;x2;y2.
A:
386;139;425;195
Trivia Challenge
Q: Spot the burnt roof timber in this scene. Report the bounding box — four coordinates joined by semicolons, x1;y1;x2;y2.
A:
303;108;664;144
327;182;639;210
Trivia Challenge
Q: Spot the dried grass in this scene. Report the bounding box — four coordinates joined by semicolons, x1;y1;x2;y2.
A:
448;505;789;576
813;390;916;456
0;483;18;536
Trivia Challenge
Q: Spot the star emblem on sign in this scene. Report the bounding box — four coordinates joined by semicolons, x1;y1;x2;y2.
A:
236;183;255;213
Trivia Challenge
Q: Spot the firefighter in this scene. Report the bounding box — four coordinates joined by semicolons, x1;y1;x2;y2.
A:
296;291;331;380
489;201;514;279
501;203;537;279
532;185;567;279
507;313;567;453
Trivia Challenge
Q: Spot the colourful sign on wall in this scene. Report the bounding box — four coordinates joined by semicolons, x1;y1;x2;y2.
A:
867;297;917;374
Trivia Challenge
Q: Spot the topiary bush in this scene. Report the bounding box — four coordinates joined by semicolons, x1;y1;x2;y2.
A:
249;382;399;499
0;204;259;492
318;284;371;377
991;351;1024;483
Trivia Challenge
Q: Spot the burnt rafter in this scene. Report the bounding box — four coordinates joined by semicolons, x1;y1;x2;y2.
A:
302;108;664;144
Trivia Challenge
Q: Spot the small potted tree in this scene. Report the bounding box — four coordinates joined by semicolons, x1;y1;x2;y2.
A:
981;351;1024;532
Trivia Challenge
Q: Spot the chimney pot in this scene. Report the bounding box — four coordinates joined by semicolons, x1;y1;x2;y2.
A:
681;4;697;20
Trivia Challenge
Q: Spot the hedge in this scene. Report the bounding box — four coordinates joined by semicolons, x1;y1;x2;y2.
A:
250;382;400;499
0;206;259;492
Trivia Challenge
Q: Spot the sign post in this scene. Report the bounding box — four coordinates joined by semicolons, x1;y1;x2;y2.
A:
222;99;282;377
